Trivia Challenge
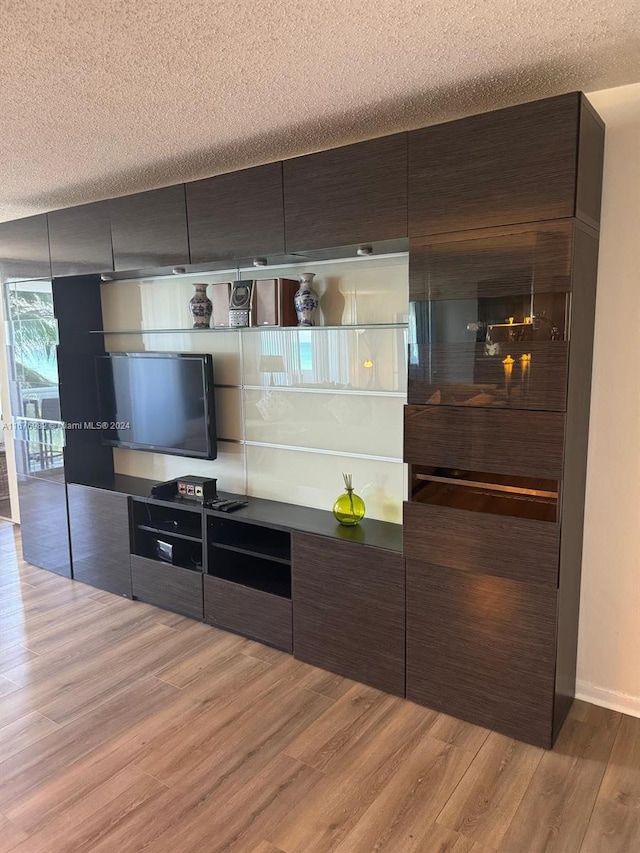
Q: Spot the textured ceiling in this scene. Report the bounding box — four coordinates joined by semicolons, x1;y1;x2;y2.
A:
0;0;638;222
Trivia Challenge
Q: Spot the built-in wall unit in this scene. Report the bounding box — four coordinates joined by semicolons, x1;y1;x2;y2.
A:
0;91;604;748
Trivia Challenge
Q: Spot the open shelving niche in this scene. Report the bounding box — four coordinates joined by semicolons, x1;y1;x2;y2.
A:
99;252;410;524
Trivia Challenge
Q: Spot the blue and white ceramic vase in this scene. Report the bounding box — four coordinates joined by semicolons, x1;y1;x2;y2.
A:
189;283;212;328
294;273;319;326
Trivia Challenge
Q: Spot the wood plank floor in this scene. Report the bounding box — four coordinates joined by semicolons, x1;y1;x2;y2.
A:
1;521;638;853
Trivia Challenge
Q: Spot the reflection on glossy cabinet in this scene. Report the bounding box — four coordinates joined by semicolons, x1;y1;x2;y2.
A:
187;163;285;262
0;214;51;281
406;559;557;747
48;202;113;276
17;474;71;577
68;484;132;596
110;185;189;271
284;134;408;252
292;533;405;695
408;93;582;236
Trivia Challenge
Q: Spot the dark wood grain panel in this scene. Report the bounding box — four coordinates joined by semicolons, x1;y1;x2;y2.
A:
52;275;114;486
187;163;285;262
403;501;560;585
408;93;580;236
110;185;189;271
0;214;50;281
204;575;292;652
17;474;71;577
408;341;569;411
68;485;131;597
554;224;600;739
406;559;557;748
292;533;405;696
409;221;574;301
284;134;407;252
404;405;565;479
131;554;203;620
48;202;113;276
575;96;605;232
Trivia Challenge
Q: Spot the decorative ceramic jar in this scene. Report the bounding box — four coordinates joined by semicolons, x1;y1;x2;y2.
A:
294;272;319;326
333;473;366;526
189;283;212;328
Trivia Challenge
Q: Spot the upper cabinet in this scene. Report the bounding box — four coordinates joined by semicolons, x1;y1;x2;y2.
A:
283;134;408;252
110;185;189;271
48;201;113;277
186;163;285;263
409;93;586;237
0;214;50;281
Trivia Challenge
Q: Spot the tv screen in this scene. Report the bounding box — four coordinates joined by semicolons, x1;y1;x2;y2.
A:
96;352;217;459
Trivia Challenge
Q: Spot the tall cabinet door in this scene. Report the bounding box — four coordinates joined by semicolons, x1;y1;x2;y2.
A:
408;93;581;236
292;533;405;696
110;185;190;271
186;163;285;263
406;560;557;748
17;472;71;577
0;214;50;281
68;485;132;597
48;202;113;276
283;134;408;252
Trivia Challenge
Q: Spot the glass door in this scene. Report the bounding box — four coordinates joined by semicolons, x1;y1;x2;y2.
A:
4;280;65;477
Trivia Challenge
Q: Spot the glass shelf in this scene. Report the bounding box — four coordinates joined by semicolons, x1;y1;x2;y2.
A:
91;323;409;335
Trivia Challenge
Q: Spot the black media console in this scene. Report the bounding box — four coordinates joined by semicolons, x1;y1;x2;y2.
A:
67;474;403;664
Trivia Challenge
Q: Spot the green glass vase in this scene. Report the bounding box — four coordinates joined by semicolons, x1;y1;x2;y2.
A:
333;474;366;526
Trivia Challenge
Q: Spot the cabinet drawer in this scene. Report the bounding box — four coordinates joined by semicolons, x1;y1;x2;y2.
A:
406;559;557;748
204;575;292;652
403;501;559;586
131;555;203;620
404;405;565;480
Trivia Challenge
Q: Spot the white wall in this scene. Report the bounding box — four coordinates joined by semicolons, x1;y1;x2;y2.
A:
577;84;640;716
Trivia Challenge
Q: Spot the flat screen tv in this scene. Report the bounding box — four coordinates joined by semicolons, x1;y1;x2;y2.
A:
96;352;217;459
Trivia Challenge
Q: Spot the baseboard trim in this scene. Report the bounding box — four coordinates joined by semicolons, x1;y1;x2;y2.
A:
575;680;640;717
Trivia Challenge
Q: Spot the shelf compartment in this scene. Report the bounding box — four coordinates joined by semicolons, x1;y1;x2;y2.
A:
410;466;558;523
211;541;291;566
131;499;203;539
208;546;291;599
403;500;560;587
208;515;291;562
132;528;203;572
131;554;203;620
204;575;292;652
136;524;202;544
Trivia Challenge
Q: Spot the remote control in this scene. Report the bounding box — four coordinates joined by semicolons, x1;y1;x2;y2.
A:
219;500;248;513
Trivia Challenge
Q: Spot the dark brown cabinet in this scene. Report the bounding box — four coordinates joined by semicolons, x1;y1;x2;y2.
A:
409;93;582;236
0;214;50;281
292;533;405;695
48;202;113;276
406;559;557;747
283;134;408;252
17;473;71;577
110;185;189;271
187;163;285;263
68;484;132;596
